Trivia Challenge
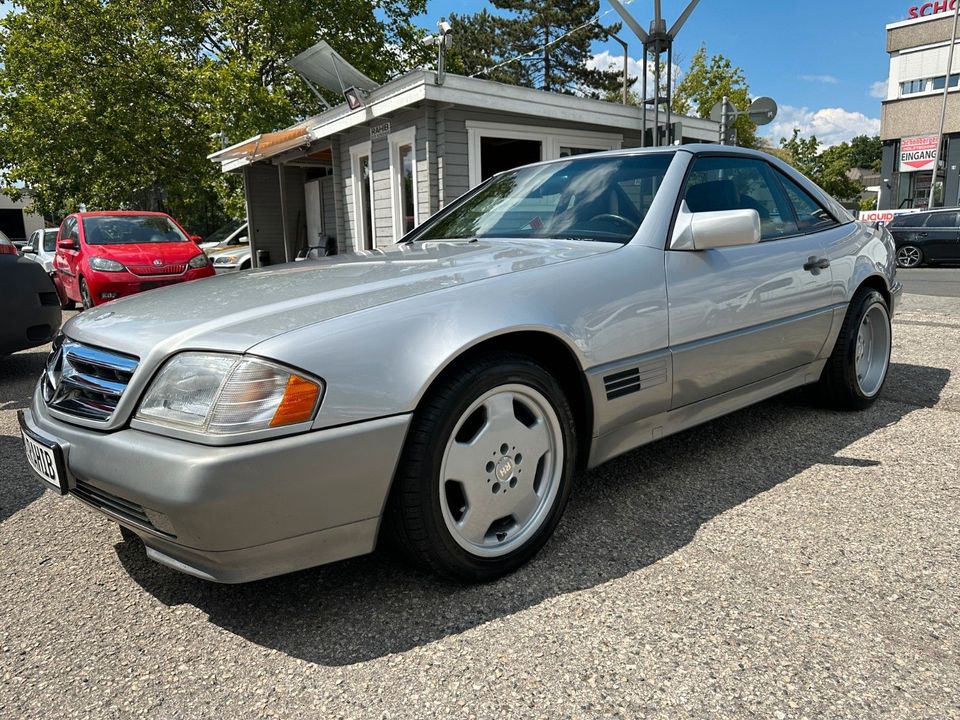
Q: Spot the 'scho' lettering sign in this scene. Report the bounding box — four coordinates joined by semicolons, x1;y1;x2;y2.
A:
899;135;939;173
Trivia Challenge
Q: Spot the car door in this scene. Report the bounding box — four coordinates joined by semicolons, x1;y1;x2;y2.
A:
55;216;81;299
918;211;960;261
665;155;835;408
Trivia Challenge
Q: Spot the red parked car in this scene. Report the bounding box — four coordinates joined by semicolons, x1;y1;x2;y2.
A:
54;211;215;309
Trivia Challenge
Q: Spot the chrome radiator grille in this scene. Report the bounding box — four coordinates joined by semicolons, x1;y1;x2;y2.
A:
42;338;139;422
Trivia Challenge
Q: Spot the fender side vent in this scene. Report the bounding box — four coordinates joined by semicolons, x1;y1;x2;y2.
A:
603;361;668;401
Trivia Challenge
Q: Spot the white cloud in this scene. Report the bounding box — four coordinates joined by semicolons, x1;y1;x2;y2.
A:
799;74;840;84
763;105;881;147
587;50;681;92
869;80;888;99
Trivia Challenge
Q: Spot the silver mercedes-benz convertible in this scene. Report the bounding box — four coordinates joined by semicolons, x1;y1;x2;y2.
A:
19;145;901;583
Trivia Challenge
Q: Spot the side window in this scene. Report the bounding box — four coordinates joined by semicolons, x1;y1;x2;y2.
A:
684;156;799;241
924;212;959;228
776;172;839;233
59;218;78;245
891;213;925;228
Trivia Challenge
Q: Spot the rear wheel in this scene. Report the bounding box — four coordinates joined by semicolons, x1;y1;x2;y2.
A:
815;287;891;410
896;245;922;268
388;354;576;582
79;277;94;310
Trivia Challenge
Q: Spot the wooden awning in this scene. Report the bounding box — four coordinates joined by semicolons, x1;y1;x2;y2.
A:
212;126;310;165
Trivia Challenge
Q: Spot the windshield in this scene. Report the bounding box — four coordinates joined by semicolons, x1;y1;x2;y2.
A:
82;215;189;245
203;218;245;244
42;229;58;252
413;153;675;244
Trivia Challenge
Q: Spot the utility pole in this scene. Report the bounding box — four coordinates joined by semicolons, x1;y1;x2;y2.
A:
929;0;960;210
605;29;630;105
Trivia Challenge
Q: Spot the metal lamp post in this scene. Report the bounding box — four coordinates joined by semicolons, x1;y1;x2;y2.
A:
929;0;960;210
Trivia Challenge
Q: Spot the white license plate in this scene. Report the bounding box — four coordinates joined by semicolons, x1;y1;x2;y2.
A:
19;415;67;494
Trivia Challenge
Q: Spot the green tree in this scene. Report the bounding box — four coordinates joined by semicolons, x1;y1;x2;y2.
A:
0;0;426;231
847;135;883;171
779;129;863;201
672;46;759;149
447;0;621;97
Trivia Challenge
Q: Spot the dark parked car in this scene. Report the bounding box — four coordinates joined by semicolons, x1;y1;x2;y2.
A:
887;208;960;267
0;232;62;356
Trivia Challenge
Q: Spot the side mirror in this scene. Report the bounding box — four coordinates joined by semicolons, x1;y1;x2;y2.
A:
22;245;36;254
190;235;202;244
57;238;76;249
671;204;761;251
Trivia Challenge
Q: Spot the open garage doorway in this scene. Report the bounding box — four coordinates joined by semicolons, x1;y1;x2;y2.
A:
480;137;542;181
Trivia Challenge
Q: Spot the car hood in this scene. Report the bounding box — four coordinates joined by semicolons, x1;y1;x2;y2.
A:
64;239;618;358
88;242;203;265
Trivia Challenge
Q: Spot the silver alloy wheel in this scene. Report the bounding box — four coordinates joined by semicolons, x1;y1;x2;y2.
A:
439;383;563;558
896;245;921;268
855;303;891;397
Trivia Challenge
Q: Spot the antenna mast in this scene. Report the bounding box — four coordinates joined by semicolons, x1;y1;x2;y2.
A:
608;0;700;147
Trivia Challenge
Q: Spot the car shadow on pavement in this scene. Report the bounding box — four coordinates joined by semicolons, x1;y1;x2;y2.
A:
0;435;44;523
0;348;47;412
114;362;950;667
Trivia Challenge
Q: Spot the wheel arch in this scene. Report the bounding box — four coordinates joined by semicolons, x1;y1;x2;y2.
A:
856;273;892;310
413;329;595;471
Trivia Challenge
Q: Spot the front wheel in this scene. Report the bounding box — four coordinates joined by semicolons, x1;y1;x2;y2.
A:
79;277;94;310
815;287;891;410
896;245;923;268
387;354;576;582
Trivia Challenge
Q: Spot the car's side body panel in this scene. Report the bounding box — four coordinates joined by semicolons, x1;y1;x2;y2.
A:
249;243;672;433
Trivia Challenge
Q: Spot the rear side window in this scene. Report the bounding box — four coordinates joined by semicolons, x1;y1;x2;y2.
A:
924;211;960;228
684;156;799;241
889;213;925;228
776;172;839;233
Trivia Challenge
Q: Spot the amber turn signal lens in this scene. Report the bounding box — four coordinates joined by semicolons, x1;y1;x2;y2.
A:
270;375;321;427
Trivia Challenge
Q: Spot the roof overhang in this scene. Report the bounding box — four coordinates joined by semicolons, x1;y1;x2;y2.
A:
210;71;719;173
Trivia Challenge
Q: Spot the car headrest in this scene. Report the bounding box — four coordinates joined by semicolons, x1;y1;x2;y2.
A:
685;179;740;213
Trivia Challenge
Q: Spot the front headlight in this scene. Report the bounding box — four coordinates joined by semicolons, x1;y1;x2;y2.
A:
136;353;323;436
188;253;210;269
214;254;238;265
89;256;125;272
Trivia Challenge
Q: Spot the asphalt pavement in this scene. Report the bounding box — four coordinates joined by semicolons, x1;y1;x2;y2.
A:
897;266;960;297
1;296;958;719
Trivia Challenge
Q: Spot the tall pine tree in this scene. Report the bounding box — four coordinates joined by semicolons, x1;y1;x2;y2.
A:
448;0;621;97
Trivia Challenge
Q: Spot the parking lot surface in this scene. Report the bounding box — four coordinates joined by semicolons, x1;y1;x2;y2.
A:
1;294;958;719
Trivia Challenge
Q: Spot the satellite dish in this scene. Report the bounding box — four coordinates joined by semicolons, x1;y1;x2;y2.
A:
709;99;737;124
288;41;379;95
747;96;778;126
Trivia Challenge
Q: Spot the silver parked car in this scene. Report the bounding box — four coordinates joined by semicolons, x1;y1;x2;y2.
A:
22;228;60;274
19;146;901;583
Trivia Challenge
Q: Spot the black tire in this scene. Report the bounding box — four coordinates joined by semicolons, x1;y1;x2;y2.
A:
386;353;577;582
896;245;923;268
815;287;891;410
79;277;94;310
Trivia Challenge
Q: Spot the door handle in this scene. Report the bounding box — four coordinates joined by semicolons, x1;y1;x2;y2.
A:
917;232;929;238
803;256;831;272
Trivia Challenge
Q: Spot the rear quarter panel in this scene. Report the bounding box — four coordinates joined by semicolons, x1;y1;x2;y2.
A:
823;221;897;305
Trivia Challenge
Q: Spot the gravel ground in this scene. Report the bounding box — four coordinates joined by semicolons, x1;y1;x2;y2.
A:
1;297;958;719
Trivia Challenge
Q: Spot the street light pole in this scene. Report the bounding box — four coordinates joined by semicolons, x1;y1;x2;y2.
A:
605;30;629;105
929;0;960;210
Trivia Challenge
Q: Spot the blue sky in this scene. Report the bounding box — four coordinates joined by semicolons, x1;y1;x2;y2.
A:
420;0;915;145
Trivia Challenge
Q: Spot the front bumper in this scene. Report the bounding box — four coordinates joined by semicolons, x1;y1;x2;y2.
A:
23;388;411;582
86;267;215;302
